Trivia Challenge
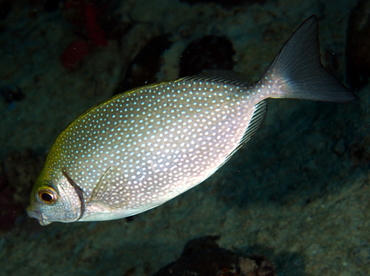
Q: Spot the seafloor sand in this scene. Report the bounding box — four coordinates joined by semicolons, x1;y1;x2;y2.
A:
0;0;369;275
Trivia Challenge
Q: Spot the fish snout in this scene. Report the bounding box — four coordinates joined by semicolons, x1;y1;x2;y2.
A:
26;207;51;226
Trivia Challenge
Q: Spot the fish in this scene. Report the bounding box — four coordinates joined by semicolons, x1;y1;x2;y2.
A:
27;15;357;226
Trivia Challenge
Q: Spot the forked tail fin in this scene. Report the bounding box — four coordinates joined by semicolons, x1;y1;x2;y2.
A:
262;15;357;102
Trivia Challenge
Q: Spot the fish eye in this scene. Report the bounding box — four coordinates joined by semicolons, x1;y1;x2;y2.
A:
37;187;58;204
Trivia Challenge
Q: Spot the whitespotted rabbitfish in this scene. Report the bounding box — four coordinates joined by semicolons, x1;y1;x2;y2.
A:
27;15;357;225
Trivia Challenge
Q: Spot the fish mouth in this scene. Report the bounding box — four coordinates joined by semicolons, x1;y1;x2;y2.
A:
26;207;51;226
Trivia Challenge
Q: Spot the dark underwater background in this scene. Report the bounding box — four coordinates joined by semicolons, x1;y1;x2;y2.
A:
0;0;369;275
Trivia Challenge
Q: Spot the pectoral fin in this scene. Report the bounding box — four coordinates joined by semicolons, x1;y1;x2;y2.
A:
86;166;129;210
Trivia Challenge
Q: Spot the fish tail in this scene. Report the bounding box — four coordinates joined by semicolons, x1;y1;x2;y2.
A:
260;15;357;102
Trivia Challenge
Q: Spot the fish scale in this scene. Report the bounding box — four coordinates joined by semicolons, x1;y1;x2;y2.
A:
27;16;357;225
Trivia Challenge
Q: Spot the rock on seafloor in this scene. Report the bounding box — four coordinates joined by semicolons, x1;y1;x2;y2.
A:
152;236;277;276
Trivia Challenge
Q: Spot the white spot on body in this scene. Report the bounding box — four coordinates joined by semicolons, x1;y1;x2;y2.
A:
47;76;267;219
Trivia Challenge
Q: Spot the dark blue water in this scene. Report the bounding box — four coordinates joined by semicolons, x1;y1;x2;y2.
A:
0;0;368;275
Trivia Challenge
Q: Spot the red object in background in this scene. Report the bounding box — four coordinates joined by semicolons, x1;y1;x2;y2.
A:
64;0;108;46
85;4;108;46
61;1;108;69
60;39;90;69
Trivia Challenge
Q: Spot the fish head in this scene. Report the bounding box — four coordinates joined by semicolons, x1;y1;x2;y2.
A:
27;168;83;226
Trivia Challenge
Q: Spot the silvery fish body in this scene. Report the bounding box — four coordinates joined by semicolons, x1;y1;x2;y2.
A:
27;16;357;225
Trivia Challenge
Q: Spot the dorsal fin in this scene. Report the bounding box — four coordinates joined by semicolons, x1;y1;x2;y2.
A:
180;70;250;87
